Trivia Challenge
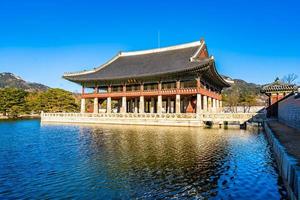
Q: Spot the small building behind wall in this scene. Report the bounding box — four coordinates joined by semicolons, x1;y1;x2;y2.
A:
261;78;297;117
63;39;230;115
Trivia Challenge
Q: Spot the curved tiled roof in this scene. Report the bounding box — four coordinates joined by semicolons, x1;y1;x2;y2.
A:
261;80;297;92
63;40;230;87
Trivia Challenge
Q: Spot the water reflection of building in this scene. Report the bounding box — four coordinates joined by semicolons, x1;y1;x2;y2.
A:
86;125;230;198
63;39;230;114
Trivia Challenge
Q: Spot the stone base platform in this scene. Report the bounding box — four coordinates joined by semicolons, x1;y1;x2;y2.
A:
41;113;203;127
41;112;264;127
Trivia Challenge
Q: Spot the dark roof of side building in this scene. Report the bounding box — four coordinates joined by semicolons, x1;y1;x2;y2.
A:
261;78;297;92
63;40;230;87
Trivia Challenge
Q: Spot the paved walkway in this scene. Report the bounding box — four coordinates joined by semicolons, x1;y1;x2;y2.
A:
267;120;300;166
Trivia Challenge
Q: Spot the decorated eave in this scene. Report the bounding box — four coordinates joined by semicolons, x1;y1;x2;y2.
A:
261;80;297;93
63;39;230;88
261;84;297;92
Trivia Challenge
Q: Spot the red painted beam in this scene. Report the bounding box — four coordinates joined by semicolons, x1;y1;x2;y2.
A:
81;87;222;100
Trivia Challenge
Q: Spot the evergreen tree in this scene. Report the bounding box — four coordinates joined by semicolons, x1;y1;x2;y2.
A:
0;88;27;117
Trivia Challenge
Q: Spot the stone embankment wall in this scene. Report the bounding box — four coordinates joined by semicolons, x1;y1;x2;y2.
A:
264;123;300;200
278;93;300;130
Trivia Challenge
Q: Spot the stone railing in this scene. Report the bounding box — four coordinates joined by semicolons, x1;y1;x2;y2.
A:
41;112;265;123
202;112;266;122
41;112;198;119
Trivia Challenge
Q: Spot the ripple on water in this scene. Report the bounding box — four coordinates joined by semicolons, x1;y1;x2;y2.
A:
0;120;288;199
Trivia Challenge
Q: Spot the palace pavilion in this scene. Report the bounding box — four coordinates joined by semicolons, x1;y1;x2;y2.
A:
63;39;230;115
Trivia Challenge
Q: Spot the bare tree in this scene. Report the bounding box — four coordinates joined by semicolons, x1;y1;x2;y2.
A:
281;73;298;84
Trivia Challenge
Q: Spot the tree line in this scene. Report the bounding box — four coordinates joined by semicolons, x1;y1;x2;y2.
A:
222;73;299;112
0;88;79;117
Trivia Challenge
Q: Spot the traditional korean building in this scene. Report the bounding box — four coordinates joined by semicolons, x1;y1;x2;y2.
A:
261;78;297;118
63;39;230;114
261;78;297;106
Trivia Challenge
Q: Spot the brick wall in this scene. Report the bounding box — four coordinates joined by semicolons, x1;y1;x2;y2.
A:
278;94;300;130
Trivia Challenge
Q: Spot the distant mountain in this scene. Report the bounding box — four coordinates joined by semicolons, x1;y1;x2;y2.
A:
0;72;49;92
222;76;267;106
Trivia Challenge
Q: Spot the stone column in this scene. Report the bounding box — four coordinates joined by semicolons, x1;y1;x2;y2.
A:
107;97;111;113
157;95;162;113
207;97;211;112
176;80;181;114
196;93;202;114
81;98;85;113
93;98;99;113
106;85;112;113
220;100;223;108
121;97;126;113
167;97;171;113
121;84;127;113
134;98;138;113
139;96;144;113
203;96;207;112
150;97;155;113
176;94;181;113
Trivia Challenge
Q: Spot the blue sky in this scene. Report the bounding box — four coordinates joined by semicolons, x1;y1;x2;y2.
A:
0;0;299;92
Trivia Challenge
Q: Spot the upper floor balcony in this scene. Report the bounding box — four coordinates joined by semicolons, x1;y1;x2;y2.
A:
82;87;221;100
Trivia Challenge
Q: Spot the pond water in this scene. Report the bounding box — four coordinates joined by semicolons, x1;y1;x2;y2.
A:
0;119;287;199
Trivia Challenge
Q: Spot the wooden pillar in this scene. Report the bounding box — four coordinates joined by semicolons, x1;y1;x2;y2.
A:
82;86;85;95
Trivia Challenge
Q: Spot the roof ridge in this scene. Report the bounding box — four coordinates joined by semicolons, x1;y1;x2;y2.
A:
63;40;203;77
120;41;201;57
